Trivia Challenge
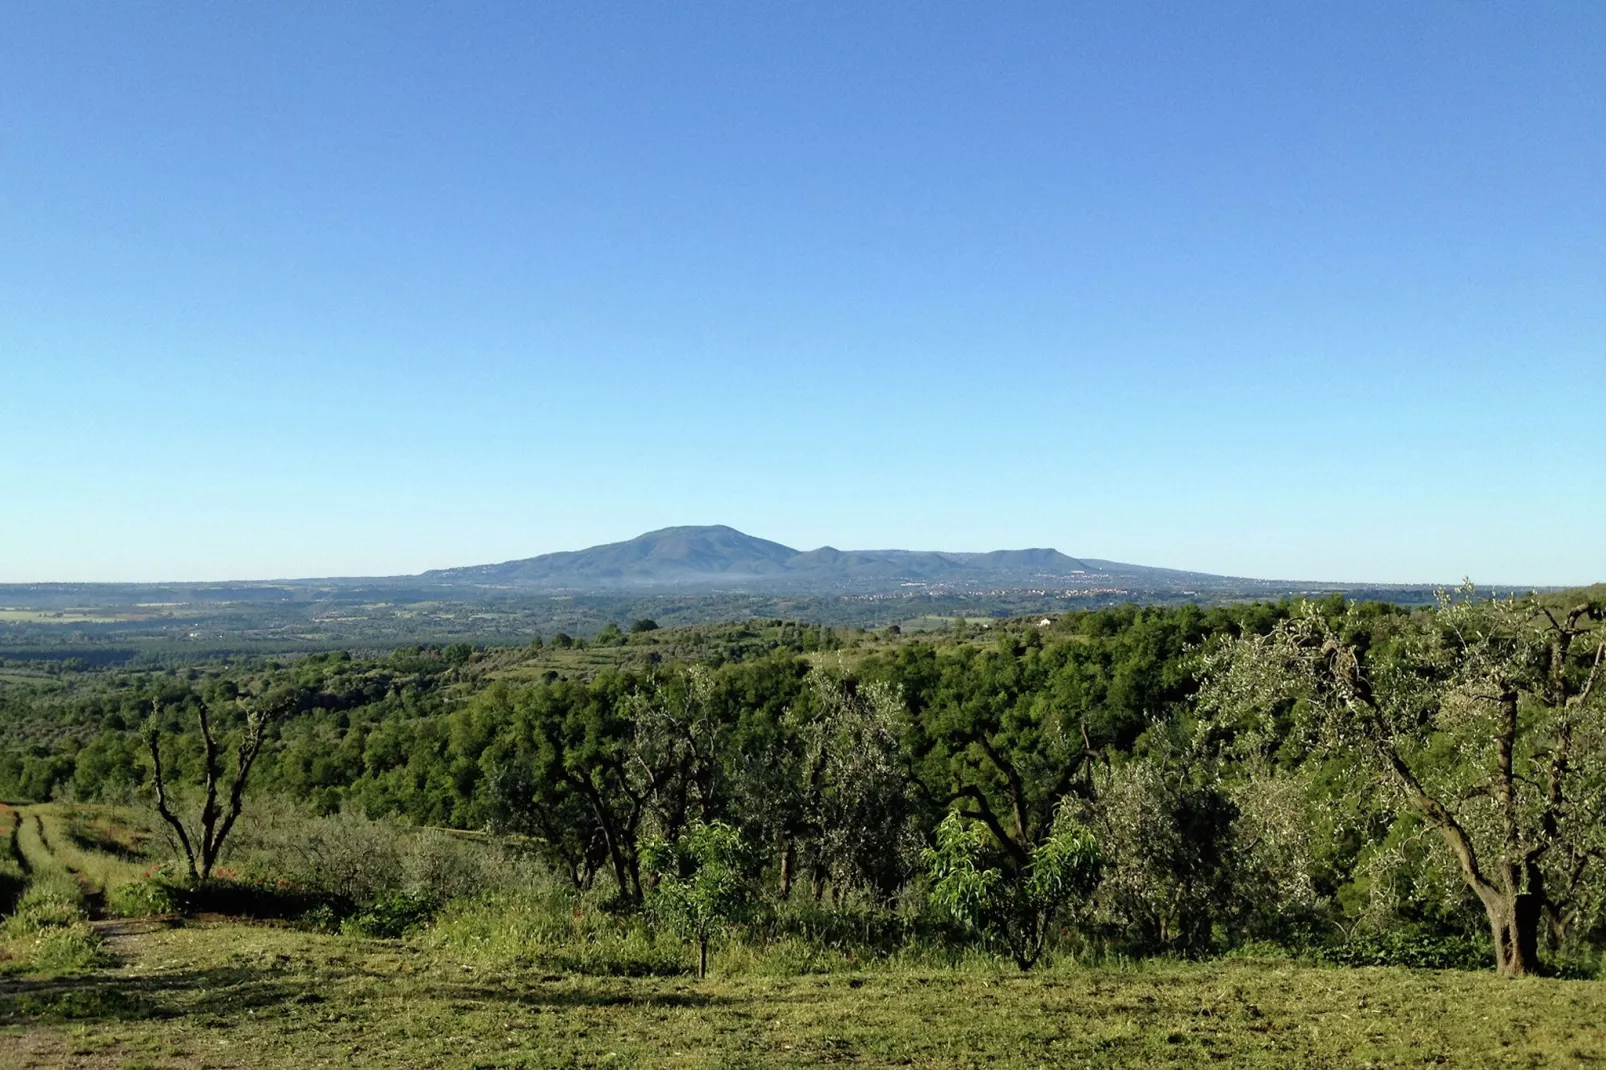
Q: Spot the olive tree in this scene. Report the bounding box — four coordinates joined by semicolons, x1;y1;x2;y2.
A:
787;668;916;902
1203;590;1605;976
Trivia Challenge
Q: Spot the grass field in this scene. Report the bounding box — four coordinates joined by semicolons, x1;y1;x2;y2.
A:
2;921;1603;1068
0;806;22;915
3;800;1606;1067
0;612;130;625
7;807;150;908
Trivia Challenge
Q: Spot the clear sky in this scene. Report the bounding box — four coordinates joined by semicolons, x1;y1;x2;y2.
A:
2;2;1601;586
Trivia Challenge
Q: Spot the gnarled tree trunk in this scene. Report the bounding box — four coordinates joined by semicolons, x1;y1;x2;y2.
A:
1481;889;1543;977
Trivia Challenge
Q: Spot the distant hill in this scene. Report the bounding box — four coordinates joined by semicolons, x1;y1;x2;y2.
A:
426;526;798;587
422;525;1097;591
6;526;1541;662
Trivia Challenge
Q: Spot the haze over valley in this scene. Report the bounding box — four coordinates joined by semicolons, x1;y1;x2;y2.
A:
0;524;1522;665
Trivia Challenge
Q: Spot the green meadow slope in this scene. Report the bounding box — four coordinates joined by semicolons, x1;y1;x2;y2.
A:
4;921;1605;1069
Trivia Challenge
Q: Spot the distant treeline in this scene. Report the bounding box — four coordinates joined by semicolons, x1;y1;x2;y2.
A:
0;578;1455;669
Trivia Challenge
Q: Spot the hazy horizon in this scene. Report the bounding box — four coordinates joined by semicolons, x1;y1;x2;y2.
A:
3;4;1601;587
0;521;1587;591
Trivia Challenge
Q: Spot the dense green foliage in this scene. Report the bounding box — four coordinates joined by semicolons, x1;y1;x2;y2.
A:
925;804;1101;968
3;594;1603;976
644;819;754;976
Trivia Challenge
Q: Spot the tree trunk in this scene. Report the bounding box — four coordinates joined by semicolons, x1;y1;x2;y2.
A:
778;837;795;899
1484;891;1543;977
698;936;709;979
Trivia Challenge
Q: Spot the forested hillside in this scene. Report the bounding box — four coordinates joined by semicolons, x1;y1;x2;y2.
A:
5;590;1602;978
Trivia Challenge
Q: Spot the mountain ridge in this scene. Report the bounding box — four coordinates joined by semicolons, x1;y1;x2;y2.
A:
422;525;1098;591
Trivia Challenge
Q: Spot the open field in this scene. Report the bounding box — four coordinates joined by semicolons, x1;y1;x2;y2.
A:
2;799;1603;1068
2;921;1604;1069
0;614;130;627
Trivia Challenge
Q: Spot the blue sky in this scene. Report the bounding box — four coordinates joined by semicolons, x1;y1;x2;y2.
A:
2;2;1601;585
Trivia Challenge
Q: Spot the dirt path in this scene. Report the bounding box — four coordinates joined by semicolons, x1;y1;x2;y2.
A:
88;916;178;954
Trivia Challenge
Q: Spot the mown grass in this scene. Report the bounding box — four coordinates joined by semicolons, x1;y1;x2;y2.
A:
33;804;153;898
3;808;1605;1067
0;806;24;917
0;806;107;979
2;921;1604;1068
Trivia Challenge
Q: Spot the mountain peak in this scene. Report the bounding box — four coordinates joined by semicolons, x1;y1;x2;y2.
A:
421;526;1097;592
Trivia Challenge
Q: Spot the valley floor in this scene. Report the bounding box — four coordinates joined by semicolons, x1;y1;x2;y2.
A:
2;920;1604;1069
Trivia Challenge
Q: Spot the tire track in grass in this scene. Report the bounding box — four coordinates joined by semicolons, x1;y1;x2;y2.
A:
0;805;26;916
12;809;54;883
13;805;93;915
3;805;107;975
3;806;28;875
30;809;110;920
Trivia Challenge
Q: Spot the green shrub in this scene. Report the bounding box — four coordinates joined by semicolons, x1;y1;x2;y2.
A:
298;903;341;932
1;874;85;938
229;803;526;910
165;874;342;920
342;889;438;938
0;872;103;976
1314;930;1492;971
105;877;176;918
425;890;689;977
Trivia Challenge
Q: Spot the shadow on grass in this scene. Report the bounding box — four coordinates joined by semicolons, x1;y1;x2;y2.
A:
0;959;721;1027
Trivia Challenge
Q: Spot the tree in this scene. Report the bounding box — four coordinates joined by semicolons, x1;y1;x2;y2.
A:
924;800;1102;969
477;669;724;903
1078;752;1254;953
1204;590;1606;976
899;637;1092;876
642;820;753;978
632;619;660;634
787;668;914;902
145;691;284;882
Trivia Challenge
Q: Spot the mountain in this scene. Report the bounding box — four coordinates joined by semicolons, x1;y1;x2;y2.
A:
425;525;798;587
422;525;1095;591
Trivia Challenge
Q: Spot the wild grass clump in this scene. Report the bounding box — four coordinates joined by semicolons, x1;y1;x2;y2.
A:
3;872;84;933
0;870;103;976
3;922;104;975
425;887;688;976
222;801;542;930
